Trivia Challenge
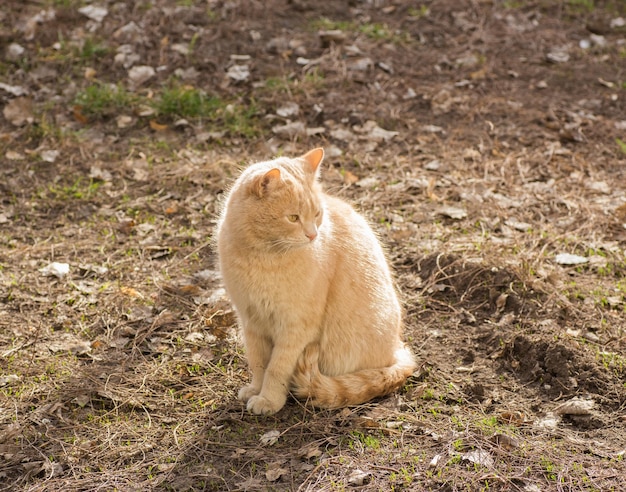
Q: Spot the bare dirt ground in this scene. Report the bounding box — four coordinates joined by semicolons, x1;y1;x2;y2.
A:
1;0;626;490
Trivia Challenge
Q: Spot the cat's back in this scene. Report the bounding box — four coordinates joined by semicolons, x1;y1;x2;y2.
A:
323;194;392;276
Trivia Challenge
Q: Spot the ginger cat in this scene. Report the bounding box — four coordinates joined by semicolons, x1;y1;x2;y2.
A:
216;148;416;415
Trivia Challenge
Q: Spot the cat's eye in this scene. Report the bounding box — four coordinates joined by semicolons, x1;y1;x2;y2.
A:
287;214;299;223
315;210;322;217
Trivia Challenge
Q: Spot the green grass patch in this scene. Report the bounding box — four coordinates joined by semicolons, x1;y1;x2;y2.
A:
260;69;326;99
78;38;109;61
567;0;595;13
310;17;411;43
154;85;262;137
47;178;102;201
154;85;221;118
73;82;262;137
73;83;138;118
408;5;430;18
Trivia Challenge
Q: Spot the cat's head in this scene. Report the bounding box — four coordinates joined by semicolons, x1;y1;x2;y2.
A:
227;148;326;251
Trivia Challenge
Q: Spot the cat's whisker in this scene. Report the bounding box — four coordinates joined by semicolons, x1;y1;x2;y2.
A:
267;238;296;254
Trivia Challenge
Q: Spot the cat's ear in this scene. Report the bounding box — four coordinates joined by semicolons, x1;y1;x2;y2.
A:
251;168;281;197
301;148;324;174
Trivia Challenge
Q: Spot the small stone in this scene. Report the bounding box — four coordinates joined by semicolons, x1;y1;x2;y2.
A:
230;54;251;62
422;124;445;134
583;331;600;343
116;115;134;129
377;61;393;73
78;5;108;23
128;65;155;86
463;148;481;161
39;262;70;278
403;88;417;100
424;159;441;170
505;218;532;231
171;43;190;55
606;296;623;308
271;121;306;137
174;67;199;81
40;150;59;163
6;43;25;61
546;47;570;64
555;253;588;265
0;83;28;97
566;328;581;337
318;29;346;46
226;64;250;82
437;206;467;220
590;34;607;47
276;102;300;118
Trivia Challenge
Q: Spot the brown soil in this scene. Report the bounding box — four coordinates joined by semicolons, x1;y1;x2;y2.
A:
1;0;626;490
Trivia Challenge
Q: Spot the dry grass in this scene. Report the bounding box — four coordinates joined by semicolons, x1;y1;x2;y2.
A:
2;0;626;490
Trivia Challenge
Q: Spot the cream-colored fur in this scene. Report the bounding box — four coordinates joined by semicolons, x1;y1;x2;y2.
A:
216;148;416;415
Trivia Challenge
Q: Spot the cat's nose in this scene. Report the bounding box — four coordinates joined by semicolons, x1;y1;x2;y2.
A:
305;230;317;241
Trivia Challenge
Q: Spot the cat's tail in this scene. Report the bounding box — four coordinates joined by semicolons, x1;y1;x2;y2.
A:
291;344;416;408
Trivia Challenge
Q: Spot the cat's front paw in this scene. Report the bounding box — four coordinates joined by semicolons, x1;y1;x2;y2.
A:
238;385;261;402
246;395;285;415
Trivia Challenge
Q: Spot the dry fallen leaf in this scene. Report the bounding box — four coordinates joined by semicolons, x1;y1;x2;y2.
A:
554;397;595;416
429;454;443;468
437;205;467;220
164;203;178;215
3;97;34;126
298;444;322;460
462;449;494;468
84;67;97;80
128;65;156;86
491;433;520;450
260;430;280;446
555;253;588;265
39;262;70;278
272;121;306;137
48;333;92;355
120;286;142;298
347;469;371;486
0;375;20;386
276;102;300;118
265;463;288;482
614;203;626;221
72;105;89;124
342;170;359;186
6;150;25;160
149;120;168;131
